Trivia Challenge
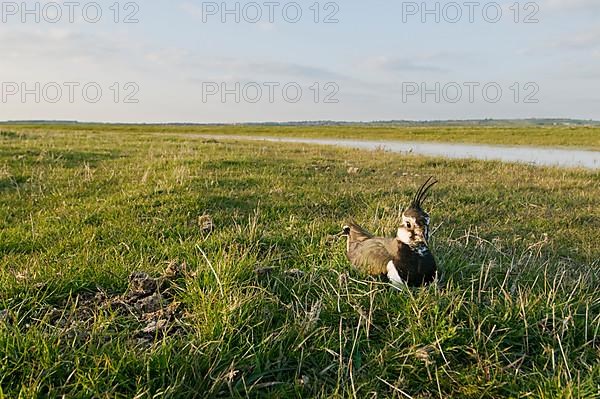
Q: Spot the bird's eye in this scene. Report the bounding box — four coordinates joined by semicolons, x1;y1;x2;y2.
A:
405;221;412;228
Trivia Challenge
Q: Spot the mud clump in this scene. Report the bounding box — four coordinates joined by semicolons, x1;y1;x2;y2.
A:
128;272;159;296
197;215;215;233
284;269;305;278
254;267;275;277
32;261;192;345
0;309;10;324
107;261;189;338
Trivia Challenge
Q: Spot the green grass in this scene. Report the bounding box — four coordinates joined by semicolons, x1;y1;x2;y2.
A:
1;126;599;398
3;123;600;150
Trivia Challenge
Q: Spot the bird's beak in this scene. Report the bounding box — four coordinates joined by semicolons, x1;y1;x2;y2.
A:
415;228;429;246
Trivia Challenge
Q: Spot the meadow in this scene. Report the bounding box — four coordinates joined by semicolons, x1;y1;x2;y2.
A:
6;123;600;150
0;125;599;398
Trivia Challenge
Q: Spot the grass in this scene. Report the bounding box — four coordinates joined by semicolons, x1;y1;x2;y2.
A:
3;123;600;150
0;126;599;398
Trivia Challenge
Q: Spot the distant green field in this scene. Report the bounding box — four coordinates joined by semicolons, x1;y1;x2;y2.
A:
3;123;600;150
1;127;599;397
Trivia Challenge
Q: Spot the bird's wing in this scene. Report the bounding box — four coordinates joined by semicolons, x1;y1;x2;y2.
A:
348;238;397;276
345;221;374;242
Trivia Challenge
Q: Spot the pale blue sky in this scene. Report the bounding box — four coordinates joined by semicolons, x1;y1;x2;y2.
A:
1;0;599;122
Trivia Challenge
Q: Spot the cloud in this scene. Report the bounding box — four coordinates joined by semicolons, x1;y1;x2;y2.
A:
542;0;600;10
184;63;349;87
557;60;600;79
551;29;600;50
362;55;452;74
0;27;135;63
144;48;192;67
243;62;347;80
0;25;151;88
257;22;275;32
179;2;203;18
521;28;600;56
140;51;351;83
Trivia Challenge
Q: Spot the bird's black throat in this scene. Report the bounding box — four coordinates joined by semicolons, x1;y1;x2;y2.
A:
395;241;437;286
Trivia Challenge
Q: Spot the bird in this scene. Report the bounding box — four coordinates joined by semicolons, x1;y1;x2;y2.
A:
343;177;438;287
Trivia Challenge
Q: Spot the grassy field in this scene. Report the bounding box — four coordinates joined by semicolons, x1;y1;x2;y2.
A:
4;123;600;150
1;126;599;398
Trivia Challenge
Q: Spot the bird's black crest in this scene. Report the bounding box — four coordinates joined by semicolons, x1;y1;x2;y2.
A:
411;177;438;210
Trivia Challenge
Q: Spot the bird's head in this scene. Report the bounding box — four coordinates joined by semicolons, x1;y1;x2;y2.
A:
397;177;437;248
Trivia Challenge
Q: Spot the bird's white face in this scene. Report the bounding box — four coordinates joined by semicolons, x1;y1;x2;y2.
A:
396;227;412;245
399;212;431;246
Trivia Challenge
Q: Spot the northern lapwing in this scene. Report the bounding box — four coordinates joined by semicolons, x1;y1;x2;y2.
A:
343;177;438;287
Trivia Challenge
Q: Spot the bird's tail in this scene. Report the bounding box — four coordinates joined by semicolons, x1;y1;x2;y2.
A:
342;221;373;243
